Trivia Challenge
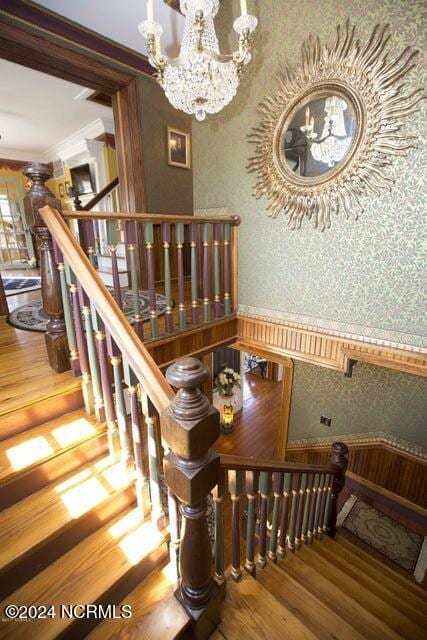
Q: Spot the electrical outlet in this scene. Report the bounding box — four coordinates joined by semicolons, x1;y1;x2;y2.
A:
320;415;331;427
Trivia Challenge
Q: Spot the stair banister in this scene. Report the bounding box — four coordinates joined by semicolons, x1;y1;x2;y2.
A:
23;163;69;373
39;205;173;413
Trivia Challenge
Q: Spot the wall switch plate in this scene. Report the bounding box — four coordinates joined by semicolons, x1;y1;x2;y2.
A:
320;415;332;426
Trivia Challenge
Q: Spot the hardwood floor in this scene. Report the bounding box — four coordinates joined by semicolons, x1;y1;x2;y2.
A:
214;372;283;460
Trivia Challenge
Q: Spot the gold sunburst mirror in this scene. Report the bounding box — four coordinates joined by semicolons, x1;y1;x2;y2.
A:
248;22;424;230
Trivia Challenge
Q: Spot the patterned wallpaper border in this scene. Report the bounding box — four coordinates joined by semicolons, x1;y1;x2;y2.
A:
238;307;426;353
287;431;427;460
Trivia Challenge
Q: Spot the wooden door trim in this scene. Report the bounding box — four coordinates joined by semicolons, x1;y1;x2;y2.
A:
232;341;293;460
0;12;146;213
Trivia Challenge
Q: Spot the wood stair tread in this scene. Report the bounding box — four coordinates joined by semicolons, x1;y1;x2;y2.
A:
217;572;317;640
88;564;189;639
257;560;366;640
0;455;135;573
320;536;427;627
0;409;104;484
0;506;168;640
297;543;424;639
279;549;402;640
335;531;427;600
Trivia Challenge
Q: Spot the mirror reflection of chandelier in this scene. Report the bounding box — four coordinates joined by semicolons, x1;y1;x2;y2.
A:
300;96;352;168
139;0;257;121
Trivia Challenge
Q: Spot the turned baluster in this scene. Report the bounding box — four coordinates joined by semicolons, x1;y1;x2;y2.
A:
268;472;283;561
95;331;120;459
141;391;166;530
128;244;143;340
257;471;271;567
190;223;199;325
144;222;159;338
307;473;320;544
317;473;330;539
57;262;80;376
322;474;333;534
244;469;259;575
287;474;300;552
82;306;104;421
69;283;93;414
301;473;314;544
326;442;349;538
211;468;227;584
127;384;150;515
313;474;326;539
223;223;231;315
277;472;291;559
109;245;123;309
111;356;132;469
161;358;222;637
295;473;307;550
213;224;222;319
176;222;187;330
202;223;211;322
229;469;244;581
23;163;69;372
162;222;174;333
168;488;181;579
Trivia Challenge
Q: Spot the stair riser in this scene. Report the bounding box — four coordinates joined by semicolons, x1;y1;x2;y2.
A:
0;433;108;510
0;388;83;441
0;486;136;600
61;542;169;640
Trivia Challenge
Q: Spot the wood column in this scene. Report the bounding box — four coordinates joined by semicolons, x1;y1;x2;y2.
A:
326;442;349;538
0;275;8;317
161;357;222;640
22;163;69;372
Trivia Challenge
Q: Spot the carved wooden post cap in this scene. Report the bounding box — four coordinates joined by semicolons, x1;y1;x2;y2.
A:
22;162;53;191
330;442;349;467
166;357;209;389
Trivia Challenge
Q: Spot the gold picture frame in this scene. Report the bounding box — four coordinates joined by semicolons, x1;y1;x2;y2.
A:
248;22;424;230
168;127;191;169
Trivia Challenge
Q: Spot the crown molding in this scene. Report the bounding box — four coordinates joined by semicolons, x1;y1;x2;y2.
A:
40;117;115;163
0;148;44;162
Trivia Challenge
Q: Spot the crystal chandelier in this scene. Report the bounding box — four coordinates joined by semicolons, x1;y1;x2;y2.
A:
301;97;352;168
138;0;257;121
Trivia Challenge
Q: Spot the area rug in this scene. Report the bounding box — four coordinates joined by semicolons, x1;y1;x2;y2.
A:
8;290;168;333
2;276;41;296
338;495;426;580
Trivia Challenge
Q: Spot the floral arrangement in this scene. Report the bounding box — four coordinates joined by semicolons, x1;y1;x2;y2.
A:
214;367;241;398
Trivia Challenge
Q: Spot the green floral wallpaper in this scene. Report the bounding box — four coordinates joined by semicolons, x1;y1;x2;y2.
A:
193;0;426;349
289;361;427;447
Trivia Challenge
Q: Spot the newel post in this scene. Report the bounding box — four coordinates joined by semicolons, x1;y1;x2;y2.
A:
326;441;349;538
161;357;222;640
22;163;69;373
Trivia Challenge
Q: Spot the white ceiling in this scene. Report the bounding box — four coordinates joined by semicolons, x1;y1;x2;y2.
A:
34;0;185;57
0;59;112;162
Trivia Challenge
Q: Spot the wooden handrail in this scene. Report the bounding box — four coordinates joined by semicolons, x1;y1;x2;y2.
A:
62;210;241;225
79;176;119;211
219;453;333;475
39;205;174;413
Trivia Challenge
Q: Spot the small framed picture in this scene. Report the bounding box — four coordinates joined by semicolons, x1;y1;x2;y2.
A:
59;183;65;198
167;127;191;169
65;181;71;196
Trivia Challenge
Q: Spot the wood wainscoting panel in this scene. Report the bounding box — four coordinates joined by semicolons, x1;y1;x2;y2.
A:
237;315;427;377
286;440;427;510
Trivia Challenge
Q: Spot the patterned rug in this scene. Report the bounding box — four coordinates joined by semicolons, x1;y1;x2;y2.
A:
7;290;168;333
339;495;426;579
3;276;41;296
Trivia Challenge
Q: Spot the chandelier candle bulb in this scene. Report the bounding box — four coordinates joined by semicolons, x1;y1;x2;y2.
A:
305;106;310;127
240;0;248;15
147;0;154;22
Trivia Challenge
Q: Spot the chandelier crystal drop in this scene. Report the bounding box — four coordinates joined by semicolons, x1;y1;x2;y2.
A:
138;0;257;121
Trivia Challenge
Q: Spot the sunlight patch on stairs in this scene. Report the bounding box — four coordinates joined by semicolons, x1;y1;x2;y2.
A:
108;508;164;565
56;476;109;518
51;418;97;447
6;436;54;470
